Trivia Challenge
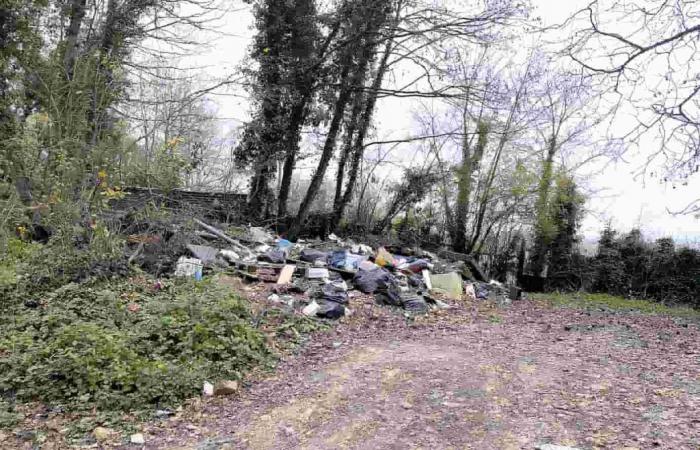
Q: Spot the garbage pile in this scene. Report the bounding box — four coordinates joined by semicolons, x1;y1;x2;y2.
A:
167;220;521;320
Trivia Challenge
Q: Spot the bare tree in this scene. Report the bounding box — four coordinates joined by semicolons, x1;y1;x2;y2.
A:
564;0;700;195
529;70;600;276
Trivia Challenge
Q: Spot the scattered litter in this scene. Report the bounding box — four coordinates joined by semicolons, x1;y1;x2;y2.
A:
375;247;396;267
432;298;453;309
354;268;395;294
303;300;321;316
194;219;255;260
276;239;293;252
306;267;330;279
155;409;174;418
321;283;349;305
401;291;429;314
374;286;403;307
256;267;279;282
167;223;525;325
202;381;214;396
187;244;220;264
276;264;296;284
300;249;329;265
327;279;348;291
258;249;286;264
174;257;203;280
279;295;295;307
422;269;432;290
475;283;490;300
130;433;145;445
429;272;462;299
465;283;476;300
316;301;346;319
359;260;379;271
357;244;373;254
246;226;273;243
219;249;240;262
254;244;272;253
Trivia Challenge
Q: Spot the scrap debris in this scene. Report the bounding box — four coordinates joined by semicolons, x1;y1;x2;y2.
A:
140;220;522;321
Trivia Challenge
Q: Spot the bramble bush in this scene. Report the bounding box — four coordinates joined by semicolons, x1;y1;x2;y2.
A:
0;277;274;413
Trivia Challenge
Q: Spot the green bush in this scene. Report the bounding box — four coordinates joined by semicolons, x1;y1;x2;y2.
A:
0;277;271;412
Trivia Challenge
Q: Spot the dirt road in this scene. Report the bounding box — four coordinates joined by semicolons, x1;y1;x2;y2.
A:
145;298;700;449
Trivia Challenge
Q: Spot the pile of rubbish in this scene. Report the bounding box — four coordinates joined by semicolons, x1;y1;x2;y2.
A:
162;220;521;320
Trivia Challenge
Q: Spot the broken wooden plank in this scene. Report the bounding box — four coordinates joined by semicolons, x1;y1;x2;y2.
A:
276;265;296;284
193;219;255;259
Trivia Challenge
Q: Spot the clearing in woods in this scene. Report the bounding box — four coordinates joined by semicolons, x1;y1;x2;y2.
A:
145;295;700;449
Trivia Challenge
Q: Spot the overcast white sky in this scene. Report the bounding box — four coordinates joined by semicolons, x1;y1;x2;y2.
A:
176;0;700;243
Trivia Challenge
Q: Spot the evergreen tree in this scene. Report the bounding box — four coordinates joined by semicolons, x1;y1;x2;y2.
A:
545;175;585;290
592;226;627;294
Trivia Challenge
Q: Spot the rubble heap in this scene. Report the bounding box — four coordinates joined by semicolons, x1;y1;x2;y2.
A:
158;220;522;320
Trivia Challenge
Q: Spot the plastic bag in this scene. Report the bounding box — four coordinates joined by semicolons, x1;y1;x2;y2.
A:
375;247;396;267
300;249;329;264
353;268;395;293
321;283;349;305
316;301;345;319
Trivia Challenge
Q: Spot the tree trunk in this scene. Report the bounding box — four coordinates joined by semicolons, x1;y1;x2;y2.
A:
466;57;533;254
530;139;558;276
453;121;488;252
277;21;342;218
246;1;287;219
63;0;87;80
333;89;364;217
287;61;355;240
329;0;401;231
276;101;306;218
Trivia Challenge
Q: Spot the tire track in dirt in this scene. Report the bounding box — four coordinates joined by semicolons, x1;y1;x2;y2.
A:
144;300;700;449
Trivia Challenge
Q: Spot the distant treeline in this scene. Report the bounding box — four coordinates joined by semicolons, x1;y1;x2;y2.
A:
547;228;700;308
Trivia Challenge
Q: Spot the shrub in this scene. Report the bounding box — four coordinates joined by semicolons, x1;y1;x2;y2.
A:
0;277;271;412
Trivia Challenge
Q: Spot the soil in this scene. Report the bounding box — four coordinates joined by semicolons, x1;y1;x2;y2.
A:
138;295;700;450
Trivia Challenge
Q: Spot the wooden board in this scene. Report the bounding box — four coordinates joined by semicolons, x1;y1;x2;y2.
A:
276;265;296;284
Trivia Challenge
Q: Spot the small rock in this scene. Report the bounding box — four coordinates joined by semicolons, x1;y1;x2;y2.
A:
202;381;214;396
93;427;114;442
155;409;174;418
0;431;7;441
280;295;295;306
441;401;463;408
130;433;145;445
14;431;35;441
214;380;239;396
267;294;280;303
536;445;581;450
401;401;412;409
302;300;320;316
280;426;295;437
